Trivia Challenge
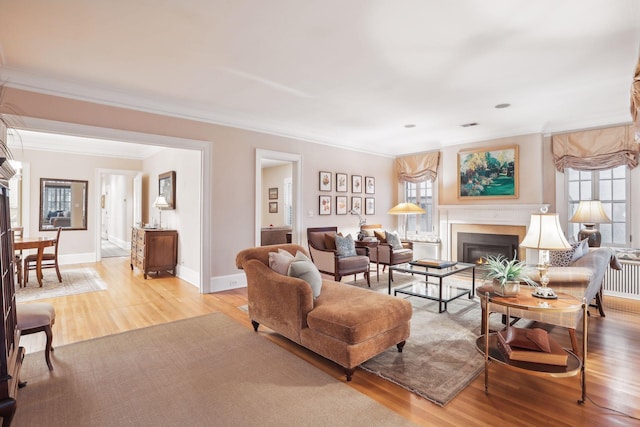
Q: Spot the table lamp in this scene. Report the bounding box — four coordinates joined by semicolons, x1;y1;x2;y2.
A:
153;195;170;228
569;200;610;247
520;208;571;298
387;202;426;240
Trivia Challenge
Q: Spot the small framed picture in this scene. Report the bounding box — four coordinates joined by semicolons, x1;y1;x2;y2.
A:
336;196;348;215
319;171;332;191
336;173;348;192
352;175;362;193
268;187;278;200
365;198;375;215
269;202;278;213
351;196;362;214
319;195;332;215
365;176;375;194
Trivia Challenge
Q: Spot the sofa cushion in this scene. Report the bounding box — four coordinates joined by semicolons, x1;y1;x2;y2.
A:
309;231;332;250
307;281;412;344
335;234;357;258
268;249;294;275
287;251;322;299
385;230;403;250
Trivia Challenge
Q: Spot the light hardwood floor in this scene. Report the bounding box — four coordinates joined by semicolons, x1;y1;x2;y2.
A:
20;257;640;426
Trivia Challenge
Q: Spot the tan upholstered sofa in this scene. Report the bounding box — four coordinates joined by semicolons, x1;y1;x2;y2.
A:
482;247;621;352
236;244;412;381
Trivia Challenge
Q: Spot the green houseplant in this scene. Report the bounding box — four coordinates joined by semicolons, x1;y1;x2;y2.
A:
483;253;537;297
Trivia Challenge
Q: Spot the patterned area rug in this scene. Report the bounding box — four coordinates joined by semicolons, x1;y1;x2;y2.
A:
16;267;107;302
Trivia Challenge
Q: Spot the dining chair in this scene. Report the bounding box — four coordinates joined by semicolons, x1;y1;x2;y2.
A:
16;302;56;370
24;227;62;286
11;227;24;287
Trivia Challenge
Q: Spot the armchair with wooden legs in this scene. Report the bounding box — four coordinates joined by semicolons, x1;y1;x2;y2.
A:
360;224;414;280
307;227;370;286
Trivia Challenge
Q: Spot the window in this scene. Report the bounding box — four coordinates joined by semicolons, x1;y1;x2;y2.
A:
404;180;434;238
566;166;629;246
283;177;292;227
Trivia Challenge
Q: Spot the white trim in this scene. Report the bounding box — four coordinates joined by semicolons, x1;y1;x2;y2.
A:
10;116;213;294
210;272;247;293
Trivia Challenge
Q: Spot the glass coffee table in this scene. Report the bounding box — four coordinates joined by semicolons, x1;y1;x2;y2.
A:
389;260;476;313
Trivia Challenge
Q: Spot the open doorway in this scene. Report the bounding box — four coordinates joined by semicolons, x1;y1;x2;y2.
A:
99;170;140;259
255;149;302;246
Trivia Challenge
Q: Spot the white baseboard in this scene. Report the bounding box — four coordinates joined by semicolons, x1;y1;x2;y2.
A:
209;272;247;293
59;252;98;265
176;264;199;288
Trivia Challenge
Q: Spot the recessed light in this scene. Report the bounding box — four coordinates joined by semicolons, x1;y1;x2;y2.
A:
495;103;511;109
460;122;478;128
404;124;416;128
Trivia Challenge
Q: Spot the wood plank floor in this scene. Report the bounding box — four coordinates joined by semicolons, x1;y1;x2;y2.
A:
19;257;640;426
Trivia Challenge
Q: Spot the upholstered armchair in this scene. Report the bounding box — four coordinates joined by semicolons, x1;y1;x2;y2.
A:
360;224;414;280
306;227;370;286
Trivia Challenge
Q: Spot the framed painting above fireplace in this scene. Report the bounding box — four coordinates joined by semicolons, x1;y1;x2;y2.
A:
457;145;518;199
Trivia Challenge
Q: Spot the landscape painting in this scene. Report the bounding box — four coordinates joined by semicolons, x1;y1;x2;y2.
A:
458;145;518;199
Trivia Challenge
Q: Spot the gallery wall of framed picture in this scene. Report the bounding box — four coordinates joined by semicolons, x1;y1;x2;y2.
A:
317;171;376;216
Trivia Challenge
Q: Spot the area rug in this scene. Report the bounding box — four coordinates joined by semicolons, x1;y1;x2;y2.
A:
349;271;492;406
16;267;107;302
15;313;416;427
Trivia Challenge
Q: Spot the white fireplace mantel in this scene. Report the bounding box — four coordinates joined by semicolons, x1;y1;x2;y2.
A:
437;203;551;261
438;204;550;227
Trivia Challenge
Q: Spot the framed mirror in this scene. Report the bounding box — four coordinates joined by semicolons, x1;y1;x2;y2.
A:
39;178;88;231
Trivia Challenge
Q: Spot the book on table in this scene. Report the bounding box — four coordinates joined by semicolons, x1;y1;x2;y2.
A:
411;259;457;268
496;327;568;366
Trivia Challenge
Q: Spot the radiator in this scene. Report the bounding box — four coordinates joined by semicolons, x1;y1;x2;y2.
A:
603;260;640;300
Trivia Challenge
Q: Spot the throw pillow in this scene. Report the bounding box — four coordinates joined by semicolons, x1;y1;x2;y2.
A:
324;233;337;250
374;230;387;243
385;230;404;250
549;240;583;267
287;251;322;299
571;238;589;263
335;233;357;257
268;249;294;275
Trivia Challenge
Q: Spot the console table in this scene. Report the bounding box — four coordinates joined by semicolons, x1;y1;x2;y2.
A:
130;228;178;279
476;286;587;403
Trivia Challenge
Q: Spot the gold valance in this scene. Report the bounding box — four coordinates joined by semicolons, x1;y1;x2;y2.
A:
396;151;440;183
551;125;638;172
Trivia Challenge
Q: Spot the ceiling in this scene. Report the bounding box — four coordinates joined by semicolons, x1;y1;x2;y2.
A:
1;1;639;157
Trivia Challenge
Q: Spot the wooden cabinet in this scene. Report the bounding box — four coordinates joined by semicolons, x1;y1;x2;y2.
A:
130;228;178;279
0;184;22;426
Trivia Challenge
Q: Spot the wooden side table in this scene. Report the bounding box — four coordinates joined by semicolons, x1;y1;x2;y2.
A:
476;286;587;404
355;240;379;281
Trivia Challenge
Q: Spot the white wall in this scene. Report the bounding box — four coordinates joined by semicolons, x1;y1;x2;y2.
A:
143;147;202;284
12;148;141;262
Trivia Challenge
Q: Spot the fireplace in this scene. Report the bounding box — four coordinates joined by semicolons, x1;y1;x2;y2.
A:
457;232;520;264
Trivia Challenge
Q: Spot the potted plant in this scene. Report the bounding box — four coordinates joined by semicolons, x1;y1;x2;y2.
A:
483;253;537;297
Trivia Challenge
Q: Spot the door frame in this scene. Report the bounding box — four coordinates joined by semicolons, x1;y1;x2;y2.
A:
10;115;212;293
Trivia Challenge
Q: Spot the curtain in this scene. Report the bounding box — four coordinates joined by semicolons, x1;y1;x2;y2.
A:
551;125;639;172
396;151;440;183
631;56;640;140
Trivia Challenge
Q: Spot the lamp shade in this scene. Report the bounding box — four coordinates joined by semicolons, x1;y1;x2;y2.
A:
569;200;611;225
153;195;170;209
520;213;571;250
387;202;426;215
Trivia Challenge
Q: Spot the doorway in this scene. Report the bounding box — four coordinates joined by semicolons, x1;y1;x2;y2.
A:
255;149;302;246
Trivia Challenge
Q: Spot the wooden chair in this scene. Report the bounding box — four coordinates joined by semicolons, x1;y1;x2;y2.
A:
24;227;62;286
11;227;23;287
16;302;56;370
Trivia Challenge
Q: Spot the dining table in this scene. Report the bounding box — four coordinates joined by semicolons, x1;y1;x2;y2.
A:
13;236;57;287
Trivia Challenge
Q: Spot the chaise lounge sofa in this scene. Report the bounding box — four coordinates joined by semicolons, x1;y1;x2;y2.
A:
236;244;412;381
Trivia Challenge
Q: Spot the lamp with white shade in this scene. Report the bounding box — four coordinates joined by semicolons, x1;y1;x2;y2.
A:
387;202;426;240
569;200;611;247
153;195;170;229
520;208;571;298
